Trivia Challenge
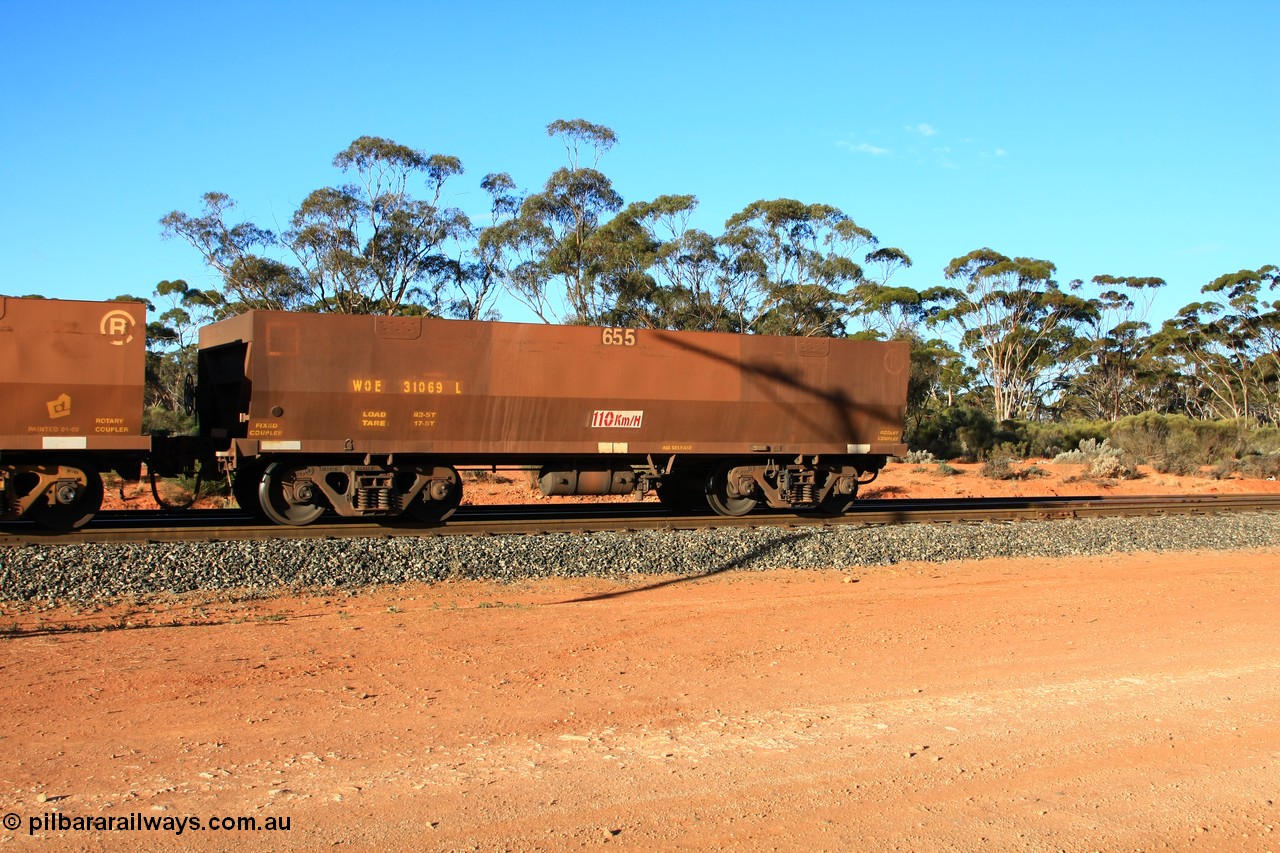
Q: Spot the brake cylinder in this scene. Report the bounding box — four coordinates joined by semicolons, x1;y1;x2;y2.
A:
537;467;637;496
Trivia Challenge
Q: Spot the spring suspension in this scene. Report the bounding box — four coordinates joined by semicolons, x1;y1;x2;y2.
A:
776;467;818;505
352;471;397;513
355;486;393;512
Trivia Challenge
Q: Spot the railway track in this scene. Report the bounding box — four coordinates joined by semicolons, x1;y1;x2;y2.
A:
4;493;1280;547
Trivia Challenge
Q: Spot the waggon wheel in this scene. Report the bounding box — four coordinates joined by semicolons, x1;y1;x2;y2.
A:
705;464;758;517
232;462;268;518
656;476;705;515
404;466;462;523
822;494;856;514
28;464;104;531
259;462;326;526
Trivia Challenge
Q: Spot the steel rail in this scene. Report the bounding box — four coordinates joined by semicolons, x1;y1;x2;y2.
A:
2;493;1280;547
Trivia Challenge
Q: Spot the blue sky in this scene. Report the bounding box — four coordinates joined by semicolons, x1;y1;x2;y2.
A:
1;0;1275;327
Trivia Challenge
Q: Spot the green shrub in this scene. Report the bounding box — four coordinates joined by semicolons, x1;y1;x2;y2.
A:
1244;427;1280;456
915;409;1275;471
1022;420;1111;459
1192;419;1248;462
1206;460;1235;480
992;440;1027;459
1110;412;1248;469
143;406;197;436
1110;412;1175;463
1152;428;1203;475
980;458;1056;480
909;407;996;461
1087;453;1140;480
1238;454;1280;480
981;458;1018;480
1053;437;1114;464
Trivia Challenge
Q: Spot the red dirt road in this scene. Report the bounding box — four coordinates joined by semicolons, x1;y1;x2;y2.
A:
2;547;1278;850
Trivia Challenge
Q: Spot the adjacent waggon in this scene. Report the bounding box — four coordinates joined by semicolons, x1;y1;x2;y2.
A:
3;297;910;529
0;297;152;529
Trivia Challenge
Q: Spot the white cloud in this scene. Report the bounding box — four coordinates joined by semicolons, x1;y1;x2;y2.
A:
911;123;938;137
838;140;890;156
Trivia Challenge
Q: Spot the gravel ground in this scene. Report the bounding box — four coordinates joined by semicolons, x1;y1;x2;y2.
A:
2;512;1278;604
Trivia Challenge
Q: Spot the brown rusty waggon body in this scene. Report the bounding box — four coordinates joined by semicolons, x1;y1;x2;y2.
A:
0;297;151;529
1;297;909;529
199;311;909;525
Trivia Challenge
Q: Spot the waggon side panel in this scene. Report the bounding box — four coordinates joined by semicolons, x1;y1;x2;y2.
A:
0;298;150;452
202;312;908;459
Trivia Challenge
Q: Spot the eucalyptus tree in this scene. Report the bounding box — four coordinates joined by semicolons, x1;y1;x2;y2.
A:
484;119;624;324
160;192;303;313
717;199;878;337
1155;304;1254;420
284;136;472;316
1202;265;1280;421
582;194;674;329
455;172;522;321
894;331;971;431
1060;274;1167;420
163;137;475;318
1154;265;1280;421
139;279;229;415
589;194;740;331
925;249;1096;422
849;247;921;339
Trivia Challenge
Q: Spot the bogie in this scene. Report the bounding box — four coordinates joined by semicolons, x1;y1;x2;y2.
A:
237;458;462;526
2;461;104;531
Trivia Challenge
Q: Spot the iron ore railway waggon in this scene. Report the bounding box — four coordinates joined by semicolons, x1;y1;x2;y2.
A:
2;297;910;530
0;297;155;529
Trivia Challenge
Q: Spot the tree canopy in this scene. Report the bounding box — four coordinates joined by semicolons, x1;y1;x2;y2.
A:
152;119;1279;431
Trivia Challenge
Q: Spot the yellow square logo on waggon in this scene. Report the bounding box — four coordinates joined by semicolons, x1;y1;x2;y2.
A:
47;394;72;419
